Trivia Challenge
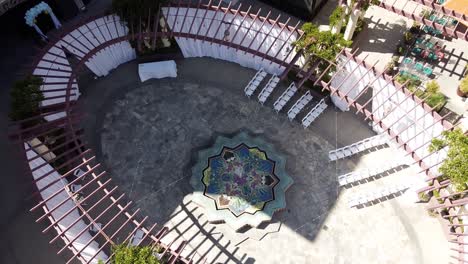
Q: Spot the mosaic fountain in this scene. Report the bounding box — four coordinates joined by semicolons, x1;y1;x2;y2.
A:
191;132;293;231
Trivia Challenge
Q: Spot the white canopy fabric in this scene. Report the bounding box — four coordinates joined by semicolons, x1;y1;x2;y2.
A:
25;143;108;263
138;60;178;82
162;7;300;75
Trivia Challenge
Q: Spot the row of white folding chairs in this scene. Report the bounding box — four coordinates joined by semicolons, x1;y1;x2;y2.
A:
258;75;280;105
348;184;410;208
338;158;410;186
273;82;297;112
287;91;313;121
244;68;267;98
301;98;328;128
328;134;388;161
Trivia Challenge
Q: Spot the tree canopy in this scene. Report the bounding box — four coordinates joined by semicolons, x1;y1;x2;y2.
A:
429;129;468;190
294;23;352;62
107;244;162;264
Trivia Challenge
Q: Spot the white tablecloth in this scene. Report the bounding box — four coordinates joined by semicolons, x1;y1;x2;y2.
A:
138;60;177;82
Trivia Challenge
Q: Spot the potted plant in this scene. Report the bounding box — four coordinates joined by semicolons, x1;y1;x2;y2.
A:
385;61;396;75
410;21;421;34
396;43;406;55
9;75;44;127
404;31;414;44
458;75;468;97
429;129;468;191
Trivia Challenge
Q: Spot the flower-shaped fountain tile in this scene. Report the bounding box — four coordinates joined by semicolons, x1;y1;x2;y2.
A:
191;132;293;232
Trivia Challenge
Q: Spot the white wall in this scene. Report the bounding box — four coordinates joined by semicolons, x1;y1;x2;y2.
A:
163;7;300;75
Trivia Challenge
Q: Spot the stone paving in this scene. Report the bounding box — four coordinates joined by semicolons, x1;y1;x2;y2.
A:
77;57;449;263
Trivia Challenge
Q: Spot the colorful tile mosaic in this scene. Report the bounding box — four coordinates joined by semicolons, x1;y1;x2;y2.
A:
191;132;293;231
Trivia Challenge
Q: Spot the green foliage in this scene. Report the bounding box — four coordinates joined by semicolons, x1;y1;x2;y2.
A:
112;0;167;24
460;75;468;93
420;9;432;19
294;23;352;62
425;80;440;94
423;80;446;111
433;189;440;198
394;75;446;110
404;31;414;44
425;91;446;111
329;6;345;27
397;45;406;55
429;129;468;191
429;138;445;152
354;18;365;37
395;73;421;91
112;244;161;264
9;75;44;121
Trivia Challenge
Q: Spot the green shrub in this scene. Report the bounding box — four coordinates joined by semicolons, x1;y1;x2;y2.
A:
429;129;468;191
9;75;44;121
354;18;365;36
425;92;446;111
294;23;352;62
329;6;345;27
426;80;440;94
460;75;468;93
418;192;430;202
112;244;161;264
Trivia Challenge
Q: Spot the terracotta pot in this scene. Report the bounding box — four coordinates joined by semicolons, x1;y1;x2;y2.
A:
457;86;468;98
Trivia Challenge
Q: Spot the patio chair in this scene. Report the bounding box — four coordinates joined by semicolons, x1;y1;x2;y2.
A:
415;62;424;71
423;67;433;76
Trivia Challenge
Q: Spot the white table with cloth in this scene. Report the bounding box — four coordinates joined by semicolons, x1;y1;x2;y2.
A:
138;60;177;82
